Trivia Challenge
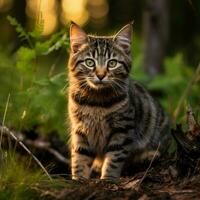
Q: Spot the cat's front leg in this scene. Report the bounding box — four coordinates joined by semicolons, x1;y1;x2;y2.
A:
101;135;133;180
71;130;95;180
71;149;94;180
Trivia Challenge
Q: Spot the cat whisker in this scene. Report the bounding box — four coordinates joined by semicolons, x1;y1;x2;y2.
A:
111;79;126;92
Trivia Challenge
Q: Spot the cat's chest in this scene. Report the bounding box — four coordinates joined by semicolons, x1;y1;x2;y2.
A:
75;106;110;152
70;95;129;152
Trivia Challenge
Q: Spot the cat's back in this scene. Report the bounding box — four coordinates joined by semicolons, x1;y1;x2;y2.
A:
128;78;171;151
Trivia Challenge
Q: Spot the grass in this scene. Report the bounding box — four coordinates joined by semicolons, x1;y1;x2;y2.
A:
0;150;75;200
0;152;47;200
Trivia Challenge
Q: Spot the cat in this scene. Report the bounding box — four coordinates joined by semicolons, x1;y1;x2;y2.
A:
67;22;170;180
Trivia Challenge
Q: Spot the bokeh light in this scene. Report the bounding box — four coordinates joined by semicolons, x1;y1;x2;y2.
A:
61;0;89;26
87;0;109;27
60;0;109;28
26;0;58;36
0;0;13;12
0;0;110;36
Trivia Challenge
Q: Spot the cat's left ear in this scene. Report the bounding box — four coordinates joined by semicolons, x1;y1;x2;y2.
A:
113;22;133;54
70;22;88;53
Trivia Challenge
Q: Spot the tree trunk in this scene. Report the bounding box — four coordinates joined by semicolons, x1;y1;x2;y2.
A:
142;0;169;78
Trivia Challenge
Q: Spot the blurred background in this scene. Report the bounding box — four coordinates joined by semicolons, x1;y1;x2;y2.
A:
1;0;200;61
0;0;200;139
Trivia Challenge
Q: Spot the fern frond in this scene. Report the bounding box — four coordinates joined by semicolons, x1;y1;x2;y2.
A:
7;16;33;47
45;33;69;55
29;12;44;39
35;28;69;55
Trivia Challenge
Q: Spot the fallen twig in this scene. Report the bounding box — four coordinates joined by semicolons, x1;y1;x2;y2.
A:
136;142;161;190
0;93;10;150
0;125;52;181
83;191;97;200
172;106;200;177
25;139;70;166
31;185;58;198
170;189;198;195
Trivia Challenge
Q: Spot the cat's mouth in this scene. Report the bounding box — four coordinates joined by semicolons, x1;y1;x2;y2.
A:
93;80;105;85
87;78;109;89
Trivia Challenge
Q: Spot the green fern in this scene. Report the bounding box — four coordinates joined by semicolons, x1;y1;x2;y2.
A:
5;16;70;138
7;16;33;47
16;47;36;73
29;12;44;39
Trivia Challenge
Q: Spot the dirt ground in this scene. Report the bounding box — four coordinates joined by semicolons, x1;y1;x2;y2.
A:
34;157;200;200
56;176;200;200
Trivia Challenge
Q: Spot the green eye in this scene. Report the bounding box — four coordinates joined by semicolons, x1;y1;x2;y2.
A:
108;60;117;68
85;59;95;68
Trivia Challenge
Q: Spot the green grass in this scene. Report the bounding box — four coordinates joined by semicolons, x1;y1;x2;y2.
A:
0;150;73;200
0;151;46;200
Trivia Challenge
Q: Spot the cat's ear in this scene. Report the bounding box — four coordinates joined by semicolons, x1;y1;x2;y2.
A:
113;22;133;54
70;22;88;53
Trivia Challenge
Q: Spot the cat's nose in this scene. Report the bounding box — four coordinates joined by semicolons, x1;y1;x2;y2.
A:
96;73;106;80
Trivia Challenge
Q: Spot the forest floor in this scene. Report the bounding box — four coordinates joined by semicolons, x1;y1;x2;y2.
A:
33;157;200;200
1;125;200;200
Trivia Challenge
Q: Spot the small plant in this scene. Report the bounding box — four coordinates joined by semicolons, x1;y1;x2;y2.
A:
0;16;71;199
0;151;69;200
4;16;70;138
132;52;200;125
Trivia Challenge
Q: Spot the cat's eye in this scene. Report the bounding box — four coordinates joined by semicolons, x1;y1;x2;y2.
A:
85;58;95;68
108;59;117;69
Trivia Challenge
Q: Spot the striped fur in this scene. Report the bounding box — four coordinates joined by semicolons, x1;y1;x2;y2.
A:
68;22;170;180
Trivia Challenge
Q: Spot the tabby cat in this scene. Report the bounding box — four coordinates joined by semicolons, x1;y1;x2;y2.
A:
68;22;170;180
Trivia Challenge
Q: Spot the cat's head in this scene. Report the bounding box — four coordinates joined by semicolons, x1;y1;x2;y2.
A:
68;22;133;91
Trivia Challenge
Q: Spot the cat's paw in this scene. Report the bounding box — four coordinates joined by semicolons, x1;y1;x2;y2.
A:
72;175;88;182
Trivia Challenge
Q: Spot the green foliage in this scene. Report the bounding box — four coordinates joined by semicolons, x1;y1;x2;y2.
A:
29;13;44;39
7;16;31;44
149;53;199;122
16;47;36;73
1;16;70;138
132;51;200;124
18;72;67;138
0;151;69;200
0;152;44;200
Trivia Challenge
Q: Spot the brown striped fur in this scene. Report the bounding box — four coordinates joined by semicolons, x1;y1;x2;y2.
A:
68;22;170;180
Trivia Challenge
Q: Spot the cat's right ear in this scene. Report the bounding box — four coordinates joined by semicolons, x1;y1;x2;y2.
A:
70;22;88;53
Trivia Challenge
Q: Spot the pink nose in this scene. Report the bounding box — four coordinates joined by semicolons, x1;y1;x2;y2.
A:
96;73;106;80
